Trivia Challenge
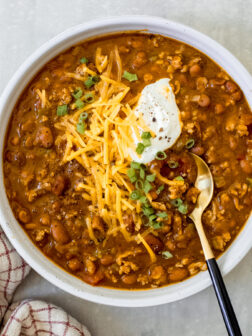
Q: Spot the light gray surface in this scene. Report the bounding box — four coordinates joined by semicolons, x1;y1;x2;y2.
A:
0;0;251;335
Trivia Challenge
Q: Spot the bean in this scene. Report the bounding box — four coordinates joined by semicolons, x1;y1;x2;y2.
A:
240;159;252;174
189;64;201;78
132;51;147;69
82;269;104;286
169;267;188;282
85;259;96;275
215;103;225;114
5;150;26;167
18;209;31;224
232;90;242;102
150;265;165;280
52;175;67;196
68;258;82;272
36;126;53;148
198;94;211;107
121;273;137;285
40;214;50;226
208;78;225;88
100;254;114;266
191;145;205;156
11;136;20;146
143;73;153;82
144;234;164;253
225;80;238;93
51;220;70;244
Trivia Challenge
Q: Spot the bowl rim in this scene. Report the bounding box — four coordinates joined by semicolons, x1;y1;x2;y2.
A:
0;15;251;307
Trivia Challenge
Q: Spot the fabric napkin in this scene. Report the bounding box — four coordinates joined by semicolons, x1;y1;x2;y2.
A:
0;227;91;336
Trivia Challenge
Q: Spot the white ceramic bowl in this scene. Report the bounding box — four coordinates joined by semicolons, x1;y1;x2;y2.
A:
0;16;251;307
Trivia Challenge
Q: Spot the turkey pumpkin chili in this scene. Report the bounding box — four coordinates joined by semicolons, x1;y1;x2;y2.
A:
3;33;252;289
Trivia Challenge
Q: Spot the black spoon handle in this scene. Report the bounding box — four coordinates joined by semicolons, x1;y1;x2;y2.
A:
206;258;242;336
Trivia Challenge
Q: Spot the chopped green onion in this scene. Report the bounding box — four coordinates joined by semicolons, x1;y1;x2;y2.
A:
157;185;164;194
127;168;136;178
72;88;83;99
131;161;141;169
79;112;88;121
122;71;138;82
151;221;162;229
141;131;151;140
57;104;68;116
146;174;156;182
75;99;85;109
174;176;184;181
130;190;141;200
143;180;152;194
84;93;94;103
80;57;88;64
76;122;86;134
185;138;195;149
171;198;183;207
162;251;173;259
178;203;188;214
136;143;145;155
149;214;157;222
142;138;151;147
84;75;100;88
139;196;148;204
157;212;168;218
168;160;179;169
130;176;137;183
142;206;155;216
135;180;144;190
139;168;145;180
155;151;167;160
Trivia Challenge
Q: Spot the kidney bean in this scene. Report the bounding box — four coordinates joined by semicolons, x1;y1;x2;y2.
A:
150;265;165;280
52;175;68;196
132;51;147;69
121;273;137;285
82;269;104;286
100;254;114;266
169;267;189;282
215;103;225;114
5;150;26;167
191;145;205;156
240;159;252;174
68;258;82;272
18;209;31;224
144;234;164;253
189;64;201;77
51;220;70;244
225;80;238;93
198;94;211;107
208;78;226;88
231;90;242;102
36;126;53;148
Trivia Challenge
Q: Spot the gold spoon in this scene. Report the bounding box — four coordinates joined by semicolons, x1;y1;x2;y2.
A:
189;154;242;336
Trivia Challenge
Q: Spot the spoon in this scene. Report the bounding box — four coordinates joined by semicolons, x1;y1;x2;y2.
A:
189;153;242;336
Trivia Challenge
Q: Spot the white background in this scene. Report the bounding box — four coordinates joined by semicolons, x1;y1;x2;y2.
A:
0;0;252;335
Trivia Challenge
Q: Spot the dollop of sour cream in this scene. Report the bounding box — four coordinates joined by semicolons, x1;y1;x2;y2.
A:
129;78;182;163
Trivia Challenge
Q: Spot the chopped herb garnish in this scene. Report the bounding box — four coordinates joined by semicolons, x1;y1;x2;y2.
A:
168;160;179;169
162;251;173;259
127;167;136;178
76;122;86;134
146;174;156;182
142;138;151;147
171;198;183;207
185;138;195;149
130;190;141;200
143;180;152;194
57;104;68;116
72;88;83;99
139;196;148;204
155;151;167;160
79;112;88;121
75;99;85;109
140;167;145;179
141;131;151;139
130;176;137;183
149;214;157;222
157;185;164;194
84;75;100;88
174;176;184;181
142;206;155;216
84;93;94;103
157;212;168;218
135;179;144;190
80;57;88;64
122;71;138;82
136;143;145;155
131;161;141;169
151;222;162;229
178;203;188;214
